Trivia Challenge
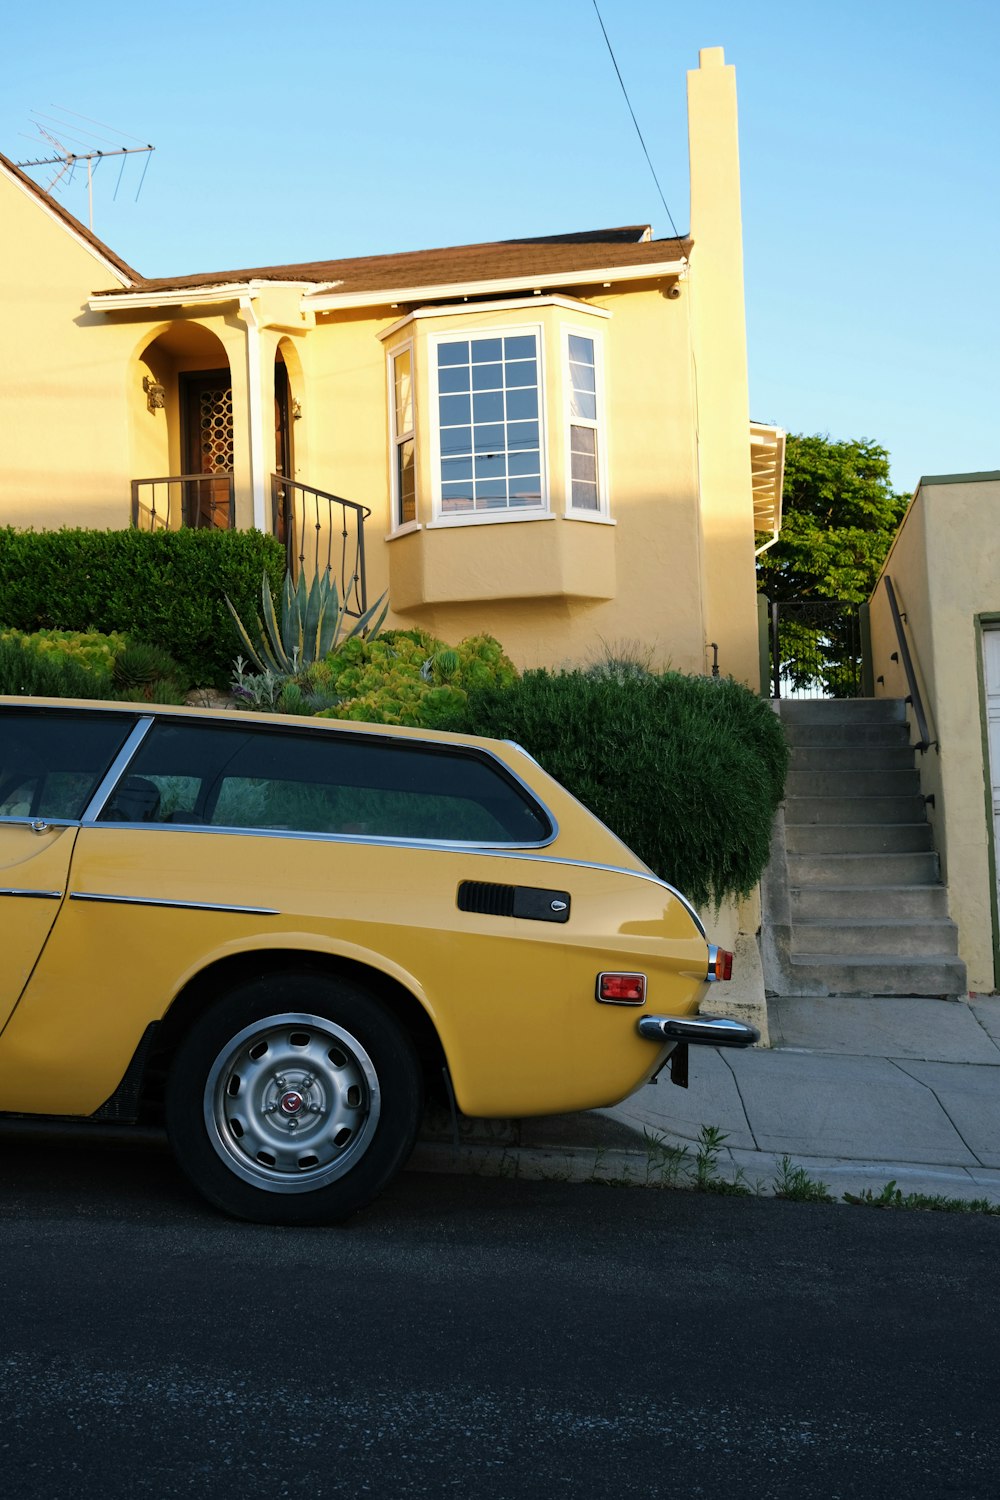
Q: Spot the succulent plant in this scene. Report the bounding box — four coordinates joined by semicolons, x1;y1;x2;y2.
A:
226;570;388;675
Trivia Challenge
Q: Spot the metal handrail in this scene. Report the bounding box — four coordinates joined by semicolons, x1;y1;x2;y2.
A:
131;472;235;531
270;475;370;615
884;575;933;751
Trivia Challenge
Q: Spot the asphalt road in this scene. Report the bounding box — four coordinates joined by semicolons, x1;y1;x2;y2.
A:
1;1123;999;1499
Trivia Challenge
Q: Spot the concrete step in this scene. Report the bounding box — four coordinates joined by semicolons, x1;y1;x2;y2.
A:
789;745;918;772
785;769;921;798
792;918;959;958
790;884;950;921
785;794;927;825
778;698;907;724
784;822;934;854
787;851;941;886
783;953;968;999
781;721;914;748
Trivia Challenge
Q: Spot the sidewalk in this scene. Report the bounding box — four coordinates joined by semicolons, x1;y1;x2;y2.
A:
409;994;1000;1205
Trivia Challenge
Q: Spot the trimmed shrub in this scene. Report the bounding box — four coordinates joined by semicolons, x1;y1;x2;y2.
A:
441;670;788;908
0;527;285;686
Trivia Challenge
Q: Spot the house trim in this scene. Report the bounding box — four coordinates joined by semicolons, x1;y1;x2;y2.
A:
305;258;688;312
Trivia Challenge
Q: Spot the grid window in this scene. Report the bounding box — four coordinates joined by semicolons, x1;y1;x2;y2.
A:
567;334;600;512
392;347;416;526
436;334;542;514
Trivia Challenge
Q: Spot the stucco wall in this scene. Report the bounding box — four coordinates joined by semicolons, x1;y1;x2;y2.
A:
870;474;1000;992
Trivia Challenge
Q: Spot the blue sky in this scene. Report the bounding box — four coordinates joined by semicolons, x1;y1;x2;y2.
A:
4;0;997;492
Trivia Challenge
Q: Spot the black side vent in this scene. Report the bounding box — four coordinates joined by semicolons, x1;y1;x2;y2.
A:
457;880;571;924
458;881;517;917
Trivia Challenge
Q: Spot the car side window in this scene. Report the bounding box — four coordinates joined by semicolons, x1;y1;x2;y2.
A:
101;720;553;843
0;710;135;821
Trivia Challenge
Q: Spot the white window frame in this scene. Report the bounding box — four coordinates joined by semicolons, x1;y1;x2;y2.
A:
562;323;611;522
426;322;548;529
387;340;419;537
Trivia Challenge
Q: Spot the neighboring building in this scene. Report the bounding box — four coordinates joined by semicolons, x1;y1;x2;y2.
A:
0;47;781;688
870;472;1000;994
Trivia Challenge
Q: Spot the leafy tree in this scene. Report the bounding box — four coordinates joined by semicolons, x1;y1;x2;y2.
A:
757;434;910;603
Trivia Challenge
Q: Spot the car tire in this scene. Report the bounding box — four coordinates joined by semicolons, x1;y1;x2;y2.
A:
165;972;423;1225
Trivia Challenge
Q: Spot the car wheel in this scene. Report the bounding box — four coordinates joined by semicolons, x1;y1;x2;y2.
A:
165;973;423;1225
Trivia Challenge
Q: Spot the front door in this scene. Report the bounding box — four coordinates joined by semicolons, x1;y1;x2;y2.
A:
181;370;234;529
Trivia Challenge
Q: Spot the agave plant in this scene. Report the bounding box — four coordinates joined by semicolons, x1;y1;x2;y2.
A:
225;570;388;675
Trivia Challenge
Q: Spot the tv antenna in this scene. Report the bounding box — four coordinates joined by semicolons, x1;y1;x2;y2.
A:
16;108;155;232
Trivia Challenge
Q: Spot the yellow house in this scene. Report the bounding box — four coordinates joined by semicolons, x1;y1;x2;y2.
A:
870;472;1000;995
0;47;781;689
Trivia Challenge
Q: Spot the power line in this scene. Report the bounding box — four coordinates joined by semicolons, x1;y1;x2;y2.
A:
591;0;684;242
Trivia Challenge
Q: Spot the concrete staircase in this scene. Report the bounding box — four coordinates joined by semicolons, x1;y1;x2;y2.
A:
761;698;967;998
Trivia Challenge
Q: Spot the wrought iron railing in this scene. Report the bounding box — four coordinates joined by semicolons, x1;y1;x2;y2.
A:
271;475;370;616
883;576;933;750
131;473;235;532
765;598;873;700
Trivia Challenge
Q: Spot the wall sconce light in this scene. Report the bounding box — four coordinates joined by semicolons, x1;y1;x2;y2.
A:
143;375;166;412
291;398;303;420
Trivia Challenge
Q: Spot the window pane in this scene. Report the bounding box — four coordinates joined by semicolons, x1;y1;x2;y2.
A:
438;341;469;367
474;453;505;479
472;390;504;424
510;478;542;502
505;335;535;360
440;425;472;456
508;449;540;476
570;390;597;421
571;426;597;457
569;360;596;394
398;439;415;525
472;362;503;392
571;480;599;511
438;364;470;394
568;334;594;364
440;393;471;426
441;482;474;511
475;479;508;500
0;710;135;821
505;387;537;422
442;456;473;482
505;359;537;388
107;721;552;842
507;420;539;451
471;338;503;363
393;349;413;433
473;423;505;454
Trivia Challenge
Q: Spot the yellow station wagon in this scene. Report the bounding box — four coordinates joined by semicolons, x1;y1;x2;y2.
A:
0;697;756;1223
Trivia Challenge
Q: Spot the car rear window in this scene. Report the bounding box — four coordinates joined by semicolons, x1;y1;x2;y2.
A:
99;720;553;844
0;709;135;821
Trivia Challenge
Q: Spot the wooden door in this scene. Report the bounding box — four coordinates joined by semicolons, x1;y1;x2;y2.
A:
181;370;234;529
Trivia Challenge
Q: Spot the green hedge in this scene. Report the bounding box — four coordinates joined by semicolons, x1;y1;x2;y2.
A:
444;670;789;908
0;528;285;686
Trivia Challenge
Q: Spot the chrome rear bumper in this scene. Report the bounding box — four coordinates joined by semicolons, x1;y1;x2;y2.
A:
637;1014;759;1048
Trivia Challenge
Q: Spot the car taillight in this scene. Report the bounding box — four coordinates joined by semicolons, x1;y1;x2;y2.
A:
704;948;734;984
707;947;734;983
596;972;646;1005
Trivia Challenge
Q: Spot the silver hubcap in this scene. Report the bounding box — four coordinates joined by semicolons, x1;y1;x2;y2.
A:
203;1012;381;1194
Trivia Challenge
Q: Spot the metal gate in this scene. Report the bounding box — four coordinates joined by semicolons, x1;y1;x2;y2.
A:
763;599;873;700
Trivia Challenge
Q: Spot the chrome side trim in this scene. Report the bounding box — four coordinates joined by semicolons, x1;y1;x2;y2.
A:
638;1014;759;1048
80;717;156;822
0;888;63;899
70;892;280;916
